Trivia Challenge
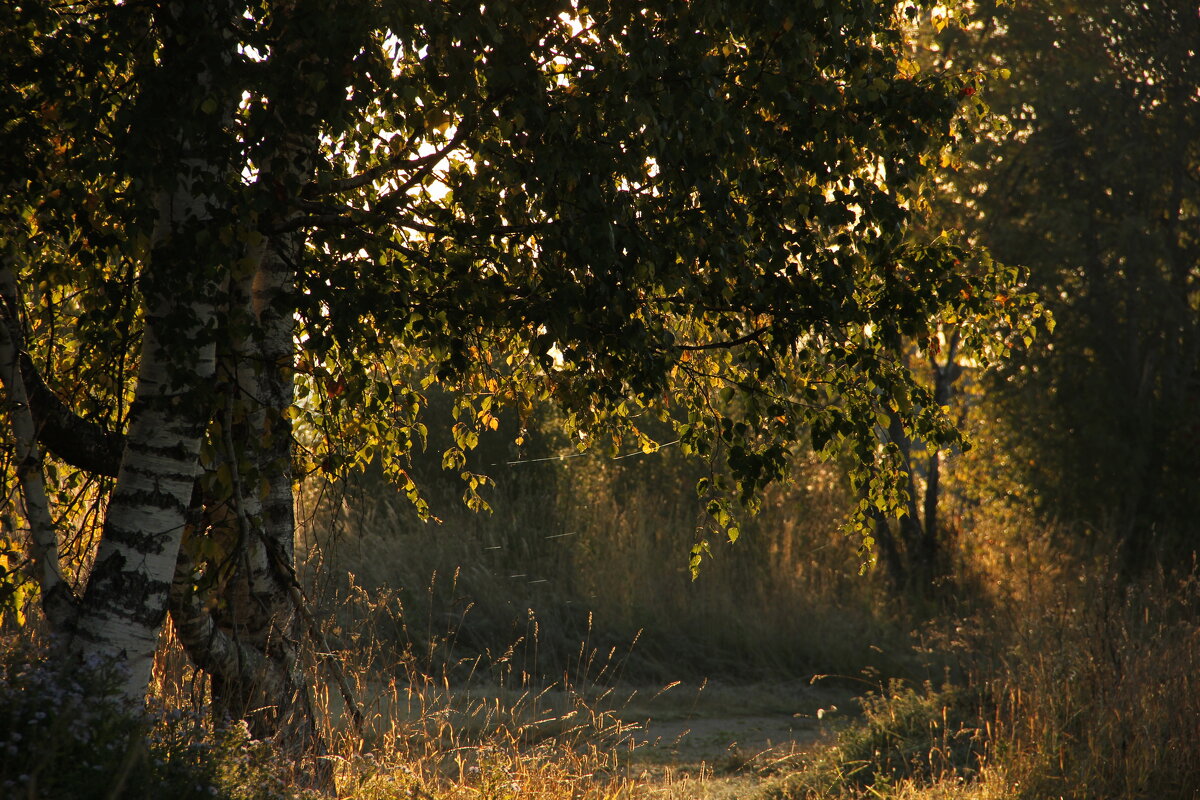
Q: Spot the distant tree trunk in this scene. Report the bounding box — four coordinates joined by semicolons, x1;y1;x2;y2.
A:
921;332;963;588
876;333;963;599
869;504;907;591
882;408;931;592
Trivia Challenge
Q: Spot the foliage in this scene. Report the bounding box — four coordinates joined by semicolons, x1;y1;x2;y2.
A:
0;537;39;626
1;0;1037;776
282;0;1043;555
2;0;1036;553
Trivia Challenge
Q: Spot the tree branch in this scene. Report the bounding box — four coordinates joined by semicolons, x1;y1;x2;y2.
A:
0;273;125;477
676;325;770;351
308;127;464;196
369;123;475;212
18;353;125;477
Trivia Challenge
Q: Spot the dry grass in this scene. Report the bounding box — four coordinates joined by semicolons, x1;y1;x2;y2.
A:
12;413;1198;800
299;444;915;688
314;589;641;799
261;439;920;799
982;567;1200;799
147;582;646;800
756;562;1200;800
289;436;1200;800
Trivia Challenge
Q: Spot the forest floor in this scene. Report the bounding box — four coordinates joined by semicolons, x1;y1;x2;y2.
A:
345;677;860;798
616;681;858;799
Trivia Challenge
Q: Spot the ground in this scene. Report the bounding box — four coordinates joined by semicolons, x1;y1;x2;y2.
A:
619;681;858;799
344;677;859;798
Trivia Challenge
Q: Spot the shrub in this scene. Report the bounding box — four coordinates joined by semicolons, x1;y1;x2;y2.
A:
0;636;311;800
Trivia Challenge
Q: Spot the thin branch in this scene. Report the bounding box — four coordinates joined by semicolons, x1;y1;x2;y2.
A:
676;325;770;351
312;126;467;196
274;208;541;242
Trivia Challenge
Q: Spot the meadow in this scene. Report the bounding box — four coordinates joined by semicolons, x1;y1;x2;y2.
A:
8;420;1195;800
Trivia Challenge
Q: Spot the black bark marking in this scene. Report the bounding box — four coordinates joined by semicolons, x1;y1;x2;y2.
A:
85;551;173;628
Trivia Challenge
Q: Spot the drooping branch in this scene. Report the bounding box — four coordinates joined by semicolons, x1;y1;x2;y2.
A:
368;122;475;214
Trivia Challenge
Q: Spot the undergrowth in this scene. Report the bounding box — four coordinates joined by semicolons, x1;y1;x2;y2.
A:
0;635;313;800
755;566;1200;800
301;440;912;687
5;430;1200;800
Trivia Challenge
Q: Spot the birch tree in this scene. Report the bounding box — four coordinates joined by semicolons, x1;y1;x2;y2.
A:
0;0;1039;776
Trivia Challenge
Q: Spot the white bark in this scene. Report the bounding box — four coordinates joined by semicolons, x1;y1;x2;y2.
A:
252;239;299;567
74;292;217;699
67;0;247;702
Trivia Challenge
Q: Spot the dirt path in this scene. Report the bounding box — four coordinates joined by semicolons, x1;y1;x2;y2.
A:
617;682;857;799
635;713;821;756
339;677;855;798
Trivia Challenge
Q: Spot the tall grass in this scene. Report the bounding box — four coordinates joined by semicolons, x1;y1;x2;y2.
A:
300;432;918;688
0;617;641;800
986;566;1200;799
10;398;1198;799
757;558;1200;800
309;583;641;800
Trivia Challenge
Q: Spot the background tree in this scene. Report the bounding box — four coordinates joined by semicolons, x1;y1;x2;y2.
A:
0;0;1036;777
868;330;968;598
935;0;1200;572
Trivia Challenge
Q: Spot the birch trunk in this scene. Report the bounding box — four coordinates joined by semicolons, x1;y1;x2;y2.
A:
167;0;353;768
164;3;336;768
68;0;239;703
0;268;75;628
73;292;217;700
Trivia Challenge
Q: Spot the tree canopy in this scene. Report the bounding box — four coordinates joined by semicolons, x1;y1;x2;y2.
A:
0;0;1036;767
